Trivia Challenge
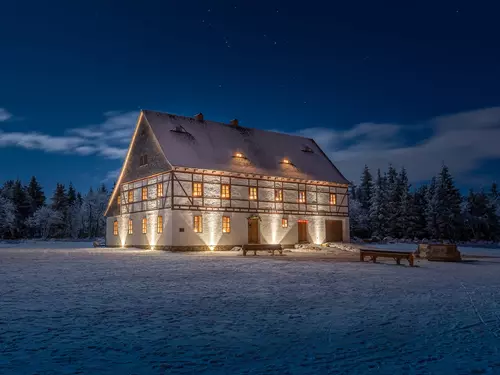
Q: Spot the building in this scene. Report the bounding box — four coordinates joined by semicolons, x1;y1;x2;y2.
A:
104;110;350;250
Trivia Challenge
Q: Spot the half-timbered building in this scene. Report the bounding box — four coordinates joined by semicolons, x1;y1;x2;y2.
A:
104;110;350;250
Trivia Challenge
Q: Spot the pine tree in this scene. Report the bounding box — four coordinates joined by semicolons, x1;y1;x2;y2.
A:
395;167;413;238
358;165;373;210
426;177;439;239
12;180;31;238
464;189;492;240
67;183;77;206
369;169;388;239
51;183;69;237
435;165;463;241
26;176;46;215
386;164;400;237
489;183;500;240
413;184;429;239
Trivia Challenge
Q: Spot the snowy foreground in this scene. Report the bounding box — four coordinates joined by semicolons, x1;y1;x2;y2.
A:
1;244;500;374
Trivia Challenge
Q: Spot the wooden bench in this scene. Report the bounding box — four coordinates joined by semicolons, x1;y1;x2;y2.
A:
360;248;415;267
242;244;283;256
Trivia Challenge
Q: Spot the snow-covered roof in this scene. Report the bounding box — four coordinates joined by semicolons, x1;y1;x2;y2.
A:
143;110;348;184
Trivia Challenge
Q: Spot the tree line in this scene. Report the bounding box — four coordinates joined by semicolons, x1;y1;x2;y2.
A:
350;165;500;242
0;177;110;239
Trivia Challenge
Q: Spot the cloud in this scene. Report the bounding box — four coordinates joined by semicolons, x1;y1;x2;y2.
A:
0;110;137;159
303;106;500;184
102;168;121;183
0;108;12;122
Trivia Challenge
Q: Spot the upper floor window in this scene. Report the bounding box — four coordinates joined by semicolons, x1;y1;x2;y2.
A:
142;217;147;234
193;182;203;197
221;184;230;199
128;219;133;235
113;220;118;235
298;191;306;203
157;183;163;197
249;187;257;200
330;193;337;205
281;218;288;228
117;195;121;206
275;189;283;202
142;187;148;201
139;154;148;166
128;190;134;203
157;215;163;234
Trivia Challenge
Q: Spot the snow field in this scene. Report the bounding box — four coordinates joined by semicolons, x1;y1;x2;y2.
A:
1;246;500;374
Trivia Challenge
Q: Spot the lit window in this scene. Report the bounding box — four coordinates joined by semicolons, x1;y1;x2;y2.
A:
157;183;163;197
282;158;290;164
128;219;133;235
113;220;118;235
194;215;203;233
193;182;203;197
142;187;148;201
142;217;147;234
157;216;163;234
275;189;283;201
282;218;288;228
221;184;230;199
139;154;148;166
330;193;337;205
222;216;231;233
298;191;306;203
234;152;244;158
128;190;134;203
249;187;257;200
117;195;121;206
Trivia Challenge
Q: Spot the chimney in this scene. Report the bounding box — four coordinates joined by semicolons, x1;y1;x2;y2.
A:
229;119;239;127
194;113;204;121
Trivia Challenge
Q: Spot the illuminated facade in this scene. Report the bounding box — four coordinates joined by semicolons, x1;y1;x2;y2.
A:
105;110;350;250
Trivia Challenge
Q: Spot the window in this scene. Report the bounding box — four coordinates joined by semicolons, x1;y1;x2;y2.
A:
117;195;121;206
222;216;231;233
142;217;147;234
275;189;283;202
249;187;257;200
142;187;148;201
193;182;203;197
128;190;133;203
113;220;118;235
282;218;288;228
221;184;230;199
194;215;203;233
157;216;163;234
128;219;133;235
139;154;148;166
157;183;163;197
330;193;337;205
298;191;306;203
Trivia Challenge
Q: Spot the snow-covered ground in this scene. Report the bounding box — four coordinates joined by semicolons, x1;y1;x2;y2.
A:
372;243;500;257
1;246;500;374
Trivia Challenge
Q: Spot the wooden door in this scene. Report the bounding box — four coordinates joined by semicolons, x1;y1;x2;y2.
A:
248;218;259;244
298;221;308;243
325;220;343;242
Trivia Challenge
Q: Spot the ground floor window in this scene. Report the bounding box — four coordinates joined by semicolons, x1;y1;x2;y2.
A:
128;219;133;235
157;216;163;234
142;217;147;234
222;216;231;233
113;220;118;235
194;215;202;233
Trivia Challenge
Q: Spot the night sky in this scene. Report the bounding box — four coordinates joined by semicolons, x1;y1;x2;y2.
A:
1;0;499;192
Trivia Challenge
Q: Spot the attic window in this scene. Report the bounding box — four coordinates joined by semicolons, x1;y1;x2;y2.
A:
280;158;292;165
301;145;314;153
139;154;148;166
233;152;245;159
170;125;189;134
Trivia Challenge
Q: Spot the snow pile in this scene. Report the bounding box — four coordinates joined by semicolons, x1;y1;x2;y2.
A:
323;242;360;253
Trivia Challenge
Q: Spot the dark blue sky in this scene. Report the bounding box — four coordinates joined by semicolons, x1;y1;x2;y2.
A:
1;0;499;193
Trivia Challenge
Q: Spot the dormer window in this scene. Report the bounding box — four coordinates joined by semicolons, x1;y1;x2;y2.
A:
301;145;314;153
139;154;148;166
234;152;245;159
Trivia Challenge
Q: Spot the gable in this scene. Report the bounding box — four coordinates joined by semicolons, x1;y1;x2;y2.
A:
104;113;171;217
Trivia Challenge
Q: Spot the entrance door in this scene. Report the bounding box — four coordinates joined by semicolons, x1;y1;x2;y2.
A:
298;221;308;243
325;220;343;242
248;218;259;244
